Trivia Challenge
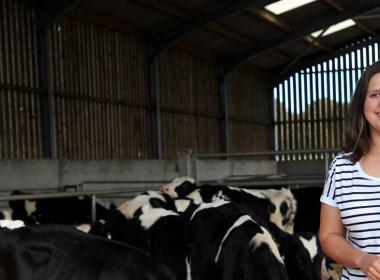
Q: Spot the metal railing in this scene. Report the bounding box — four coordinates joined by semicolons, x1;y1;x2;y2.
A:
0;149;342;222
186;148;341;186
0;184;163;222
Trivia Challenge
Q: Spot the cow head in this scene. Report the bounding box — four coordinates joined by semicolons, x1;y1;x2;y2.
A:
118;191;172;218
266;188;297;234
161;176;197;198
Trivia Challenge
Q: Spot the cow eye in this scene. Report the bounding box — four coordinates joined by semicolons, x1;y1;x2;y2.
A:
280;202;289;216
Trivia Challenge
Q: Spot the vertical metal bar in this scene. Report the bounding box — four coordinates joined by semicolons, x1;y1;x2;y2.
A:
274;87;280;161
0;0;5;158
277;86;282;161
306;68;314;159
147;44;162;159
350;51;356;94
316;64;322;158
284;80;289;160
287;78;293;161
218;65;228;154
329;59;337;148
345;53;351;120
292;75;298;160
279;83;285;161
284;78;290;160
78;22;84;159
3;0;12;158
356;49;363;78
312;66;318;159
321;63;327;151
20;7;30;158
13;1;22;158
335;57;344;150
368;44;373;66
333;58;339;149
106;32;113;159
91;194;96;222
362;45;368;70
300;71;306;159
193;155;199;183
323;62;329;150
360;46;365;81
36;16;56;158
374;42;378;63
339;55;349;129
317;64;324;156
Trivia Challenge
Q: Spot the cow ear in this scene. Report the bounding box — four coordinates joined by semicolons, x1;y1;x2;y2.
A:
133;208;143;219
180;182;197;195
149;198;167;209
268;200;276;214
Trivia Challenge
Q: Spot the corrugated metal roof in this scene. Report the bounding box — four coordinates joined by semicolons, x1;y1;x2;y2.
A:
71;0;380;75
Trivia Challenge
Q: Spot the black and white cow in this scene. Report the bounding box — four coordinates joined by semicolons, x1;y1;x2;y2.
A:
118;190;174;218
0;224;174;280
291;187;323;233
8;190;112;225
267;222;323;280
89;204;188;280
162;177;297;234
161;176;197;198
186;199;289;280
87;210;150;252
137;204;188;280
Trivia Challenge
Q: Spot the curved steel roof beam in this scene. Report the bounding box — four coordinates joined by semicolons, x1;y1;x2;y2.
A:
222;1;380;74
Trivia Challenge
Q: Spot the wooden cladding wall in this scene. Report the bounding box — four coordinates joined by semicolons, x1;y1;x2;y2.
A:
50;17;150;159
0;0;42;159
157;50;221;158
226;70;271;153
0;0;272;159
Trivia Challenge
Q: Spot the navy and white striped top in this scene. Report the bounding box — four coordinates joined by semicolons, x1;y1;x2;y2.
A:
321;153;380;280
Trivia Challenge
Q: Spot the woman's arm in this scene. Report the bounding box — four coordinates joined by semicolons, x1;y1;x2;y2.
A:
320;203;380;279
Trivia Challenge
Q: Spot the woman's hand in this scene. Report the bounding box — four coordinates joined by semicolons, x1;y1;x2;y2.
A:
358;253;380;280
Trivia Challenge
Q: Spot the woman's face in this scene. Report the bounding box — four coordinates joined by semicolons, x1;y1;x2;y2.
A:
364;72;380;136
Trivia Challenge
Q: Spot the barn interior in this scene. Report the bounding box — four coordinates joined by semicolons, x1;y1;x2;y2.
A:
1;0;380;192
2;1;380;279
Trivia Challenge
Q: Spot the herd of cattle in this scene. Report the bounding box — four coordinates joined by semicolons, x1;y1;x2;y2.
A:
0;177;342;280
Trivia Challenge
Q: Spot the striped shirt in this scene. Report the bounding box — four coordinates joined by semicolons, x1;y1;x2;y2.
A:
321;153;380;280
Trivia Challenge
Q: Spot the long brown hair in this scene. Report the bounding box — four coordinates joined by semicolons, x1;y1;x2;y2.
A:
344;61;380;162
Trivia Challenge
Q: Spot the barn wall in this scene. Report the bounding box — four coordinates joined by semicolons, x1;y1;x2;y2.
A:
226;68;272;153
157;50;221;158
50;17;150;159
0;0;42;159
0;0;272;160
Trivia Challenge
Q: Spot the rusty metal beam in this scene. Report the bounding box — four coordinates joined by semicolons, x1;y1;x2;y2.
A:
247;8;331;52
223;1;380;74
138;0;291;63
149;0;278;54
323;0;378;36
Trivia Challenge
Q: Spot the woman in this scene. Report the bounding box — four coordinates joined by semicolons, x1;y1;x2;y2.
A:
320;61;380;280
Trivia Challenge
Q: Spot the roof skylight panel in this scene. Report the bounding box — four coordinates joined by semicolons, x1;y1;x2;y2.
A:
311;19;356;38
265;0;316;15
